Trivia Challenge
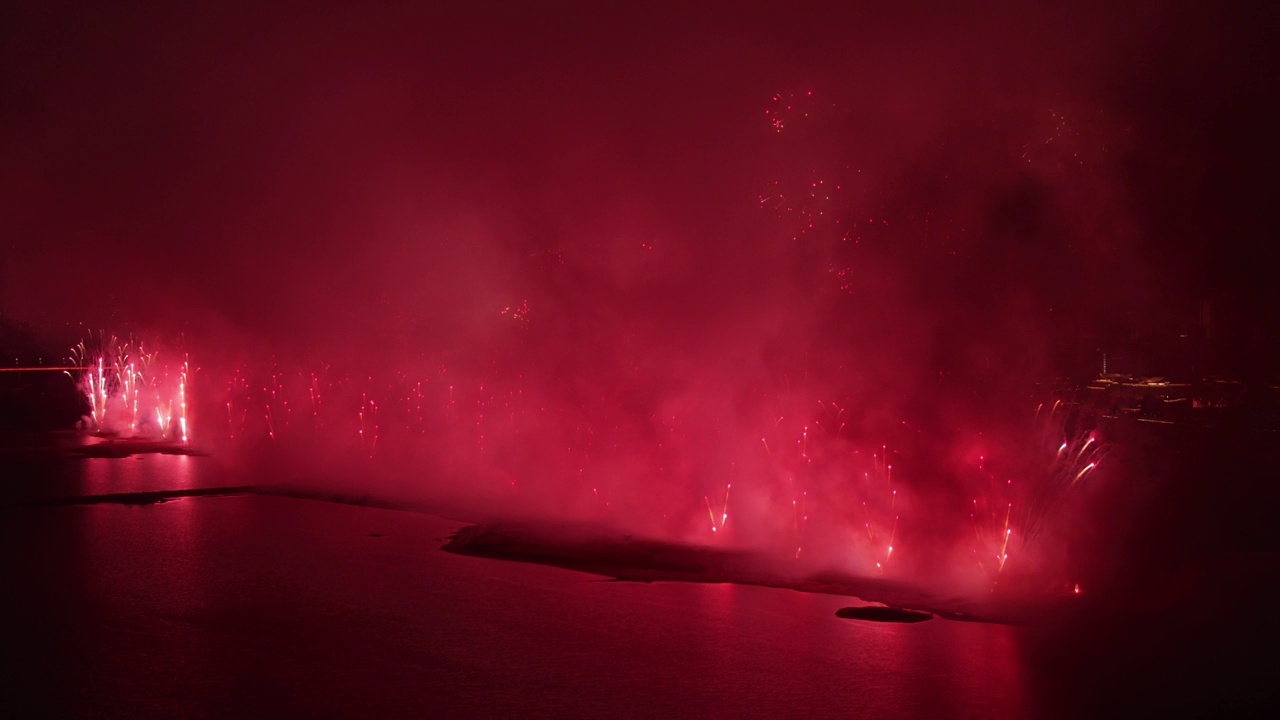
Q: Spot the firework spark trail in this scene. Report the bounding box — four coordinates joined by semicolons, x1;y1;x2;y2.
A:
91;356;106;427
882;515;898;572
704;482;732;534
1072;461;1097;486
179;355;189;443
997;503;1012;573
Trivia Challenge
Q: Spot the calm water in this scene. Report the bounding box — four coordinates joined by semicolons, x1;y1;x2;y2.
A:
3;455;1272;718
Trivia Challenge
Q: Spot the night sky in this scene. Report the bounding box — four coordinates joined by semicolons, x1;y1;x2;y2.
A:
4;1;1275;362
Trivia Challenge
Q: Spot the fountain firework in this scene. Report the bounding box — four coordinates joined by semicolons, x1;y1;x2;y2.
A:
67;335;191;443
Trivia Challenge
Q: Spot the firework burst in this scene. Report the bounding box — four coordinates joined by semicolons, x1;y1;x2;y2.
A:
969;402;1107;585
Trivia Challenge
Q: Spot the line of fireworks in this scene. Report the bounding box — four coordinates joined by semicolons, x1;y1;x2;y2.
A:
61;329;1113;589
66;335;190;442
203;359;920;566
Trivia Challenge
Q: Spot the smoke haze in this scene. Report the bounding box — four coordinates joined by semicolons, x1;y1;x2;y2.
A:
3;1;1276;590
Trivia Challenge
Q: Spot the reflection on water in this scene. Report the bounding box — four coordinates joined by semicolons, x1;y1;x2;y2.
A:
7;459;1263;717
80;454;201;494
5;452;231;505
693;582;1031;717
6;485;1041;718
78;491;224;711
